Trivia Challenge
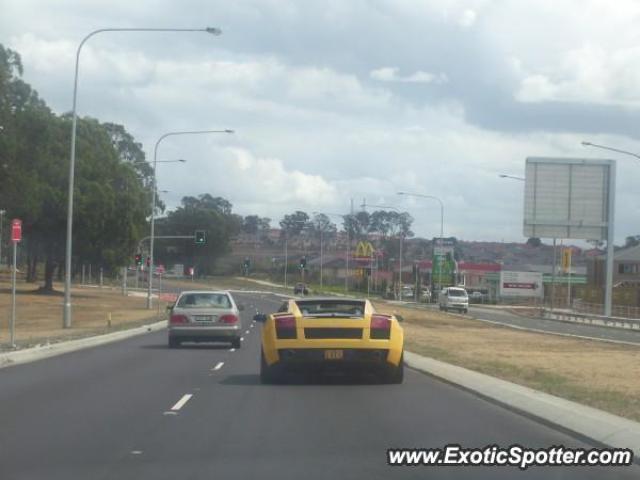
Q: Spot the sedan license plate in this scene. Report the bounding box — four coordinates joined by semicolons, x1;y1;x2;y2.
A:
194;315;213;322
324;349;343;360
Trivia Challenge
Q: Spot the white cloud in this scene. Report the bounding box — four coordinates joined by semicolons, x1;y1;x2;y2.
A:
458;9;477;27
370;67;448;84
514;44;640;106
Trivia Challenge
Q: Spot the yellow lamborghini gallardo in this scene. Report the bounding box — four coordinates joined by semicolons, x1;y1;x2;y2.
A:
255;297;404;384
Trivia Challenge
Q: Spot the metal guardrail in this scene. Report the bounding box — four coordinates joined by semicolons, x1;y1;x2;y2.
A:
542;308;640;331
572;301;640;320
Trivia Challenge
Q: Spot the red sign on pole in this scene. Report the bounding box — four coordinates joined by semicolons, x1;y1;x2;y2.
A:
11;219;22;243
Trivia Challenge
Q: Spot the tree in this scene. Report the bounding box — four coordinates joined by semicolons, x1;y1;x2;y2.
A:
526;237;542;247
625;236;640;248
279;211;310;238
156;194;242;275
308;213;337;243
242;215;271;237
0;43;152;290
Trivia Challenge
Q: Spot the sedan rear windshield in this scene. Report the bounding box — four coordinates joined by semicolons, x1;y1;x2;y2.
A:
295;300;365;318
177;293;232;308
448;289;467;297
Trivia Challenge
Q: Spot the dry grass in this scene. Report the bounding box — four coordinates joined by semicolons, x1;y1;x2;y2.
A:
373;302;640;421
0;281;161;349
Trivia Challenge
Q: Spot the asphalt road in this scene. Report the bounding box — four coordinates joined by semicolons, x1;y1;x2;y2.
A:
0;291;637;480
468;305;640;345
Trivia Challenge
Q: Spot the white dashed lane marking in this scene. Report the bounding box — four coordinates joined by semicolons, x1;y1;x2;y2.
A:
170;394;193;411
230;348;236;352
212;362;224;371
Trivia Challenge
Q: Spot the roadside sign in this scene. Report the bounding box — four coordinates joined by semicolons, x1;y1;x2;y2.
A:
11;219;22;242
499;271;543;298
561;248;572;273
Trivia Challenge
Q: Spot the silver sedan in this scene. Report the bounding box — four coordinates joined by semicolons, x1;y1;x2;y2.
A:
168;290;243;348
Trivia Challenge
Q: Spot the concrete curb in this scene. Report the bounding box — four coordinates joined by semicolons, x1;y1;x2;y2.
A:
405;350;640;459
0;320;167;369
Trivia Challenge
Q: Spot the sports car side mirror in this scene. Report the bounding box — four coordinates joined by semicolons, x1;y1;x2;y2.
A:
395;314;404;323
253;313;267;322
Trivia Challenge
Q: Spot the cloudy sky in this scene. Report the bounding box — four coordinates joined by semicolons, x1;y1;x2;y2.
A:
2;0;640;244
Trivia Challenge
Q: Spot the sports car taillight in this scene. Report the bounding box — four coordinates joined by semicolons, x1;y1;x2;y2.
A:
275;315;297;339
170;314;188;325
220;314;239;324
370;314;391;339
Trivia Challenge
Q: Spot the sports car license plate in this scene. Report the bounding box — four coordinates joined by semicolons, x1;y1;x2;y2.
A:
324;349;343;360
194;315;213;322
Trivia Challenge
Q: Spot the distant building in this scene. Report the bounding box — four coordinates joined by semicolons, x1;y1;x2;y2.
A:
588;245;640;287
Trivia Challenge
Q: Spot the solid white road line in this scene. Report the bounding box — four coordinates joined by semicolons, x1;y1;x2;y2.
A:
171;394;193;411
245;330;250;334
212;362;224;371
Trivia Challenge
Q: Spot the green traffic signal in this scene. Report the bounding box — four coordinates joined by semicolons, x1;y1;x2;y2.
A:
195;230;206;245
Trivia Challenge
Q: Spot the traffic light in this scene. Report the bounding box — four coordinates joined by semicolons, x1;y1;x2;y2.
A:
195;230;206;245
242;257;251;276
299;256;307;269
134;253;142;266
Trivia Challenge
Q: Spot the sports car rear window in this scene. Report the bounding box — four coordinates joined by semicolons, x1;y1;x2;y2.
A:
295;300;365;317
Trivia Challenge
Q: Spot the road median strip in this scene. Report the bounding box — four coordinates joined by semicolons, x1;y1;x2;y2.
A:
405;350;640;460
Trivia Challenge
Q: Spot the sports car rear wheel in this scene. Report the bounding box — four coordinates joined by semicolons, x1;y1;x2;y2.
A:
260;348;280;384
382;353;404;384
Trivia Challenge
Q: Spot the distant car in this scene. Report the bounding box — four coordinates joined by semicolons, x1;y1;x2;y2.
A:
168;290;243;348
255;297;404;384
439;287;469;313
469;291;484;303
401;285;414;300
294;283;309;295
420;288;432;303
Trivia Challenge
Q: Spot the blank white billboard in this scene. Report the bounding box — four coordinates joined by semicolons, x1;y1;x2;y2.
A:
523;157;614;241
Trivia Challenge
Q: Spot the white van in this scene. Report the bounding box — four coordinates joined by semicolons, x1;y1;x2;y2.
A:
439;287;469;313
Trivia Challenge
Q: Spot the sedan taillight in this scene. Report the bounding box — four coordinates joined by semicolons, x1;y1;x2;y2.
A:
275;315;296;339
370;314;391;339
170;314;188;325
220;314;239;324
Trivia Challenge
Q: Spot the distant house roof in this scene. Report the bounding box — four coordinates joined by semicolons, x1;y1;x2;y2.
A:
596;244;640;261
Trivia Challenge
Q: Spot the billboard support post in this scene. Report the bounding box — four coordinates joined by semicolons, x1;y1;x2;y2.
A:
551;238;557;311
604;161;616;317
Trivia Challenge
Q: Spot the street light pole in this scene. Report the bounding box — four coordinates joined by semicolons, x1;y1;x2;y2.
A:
63;26;221;327
146;129;233;309
0;210;5;267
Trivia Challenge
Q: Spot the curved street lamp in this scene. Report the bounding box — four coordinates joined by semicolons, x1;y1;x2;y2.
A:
63;26;221;327
146;129;234;309
582;141;640;161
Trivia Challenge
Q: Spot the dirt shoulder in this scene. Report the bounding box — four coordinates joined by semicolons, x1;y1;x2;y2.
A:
0;281;162;350
373;301;640;422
